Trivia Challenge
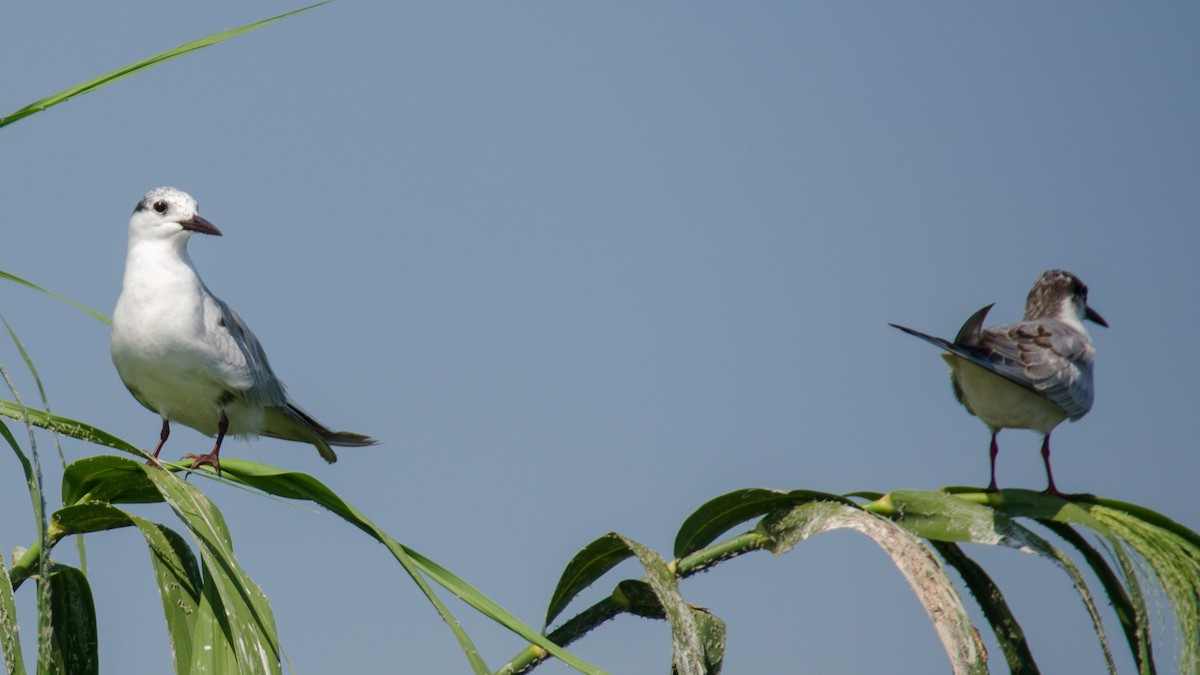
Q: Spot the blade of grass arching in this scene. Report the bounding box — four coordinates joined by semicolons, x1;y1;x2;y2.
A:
673;488;851;559
930;540;1040;675
210;460;602;675
140;465;282;675
1039;521;1154;675
0;3;330;130
1088;505;1200;675
47;564;99;675
1;314;88;574
0;364;53;672
0;535;26;675
878;490;1119;674
764;500;987;675
0;271;109;325
0;401;142;457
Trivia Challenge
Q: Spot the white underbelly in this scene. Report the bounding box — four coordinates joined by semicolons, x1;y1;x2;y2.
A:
943;355;1068;434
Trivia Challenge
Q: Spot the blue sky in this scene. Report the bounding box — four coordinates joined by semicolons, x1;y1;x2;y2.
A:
2;3;1198;673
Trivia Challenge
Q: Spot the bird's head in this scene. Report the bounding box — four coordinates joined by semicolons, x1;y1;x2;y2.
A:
1025;269;1108;329
129;187;222;244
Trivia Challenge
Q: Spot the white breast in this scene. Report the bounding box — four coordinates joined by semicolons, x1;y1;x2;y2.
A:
942;355;1068;434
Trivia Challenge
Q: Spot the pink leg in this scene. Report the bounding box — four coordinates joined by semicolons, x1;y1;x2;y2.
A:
986;430;1000;492
185;411;228;474
1040;434;1063;497
146;419;171;468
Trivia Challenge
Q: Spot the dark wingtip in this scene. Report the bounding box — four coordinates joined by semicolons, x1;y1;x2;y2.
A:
953;303;994;347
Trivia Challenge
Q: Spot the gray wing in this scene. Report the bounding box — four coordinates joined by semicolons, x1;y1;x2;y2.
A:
891;315;1097;420
198;284;288;407
977;319;1096;420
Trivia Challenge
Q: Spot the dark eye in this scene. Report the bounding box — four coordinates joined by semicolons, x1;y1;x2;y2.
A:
153;201;168;213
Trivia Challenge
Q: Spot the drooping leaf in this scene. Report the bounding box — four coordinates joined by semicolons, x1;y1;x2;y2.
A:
547;534;635;629
931;541;1038;674
0;271;109;324
765;500;988;675
209;459;602;674
46;564;98;675
0;534;26;675
673;488;849;559
0;403;142;458
881;490;1118;674
62;455;161;506
141;465;282;675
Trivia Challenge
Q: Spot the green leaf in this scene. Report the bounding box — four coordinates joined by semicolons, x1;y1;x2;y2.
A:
0;271;109;325
764;500;987;675
0;3;331;130
880;490;1118;674
62;455;162;506
673;488;849;559
546;534;635;629
50;500;207;672
690;606;725;675
141;524;203;673
209;459;602;674
0;536;26;675
141;465;282;675
931;541;1038;674
46;564;98;675
0;402;143;458
1039;521;1154;675
1088;504;1200;674
617;535;705;675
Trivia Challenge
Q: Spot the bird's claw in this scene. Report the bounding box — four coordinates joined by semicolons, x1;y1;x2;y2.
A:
184;452;222;476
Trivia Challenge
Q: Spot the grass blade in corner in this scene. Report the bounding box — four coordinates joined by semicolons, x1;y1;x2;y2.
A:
0;3;331;130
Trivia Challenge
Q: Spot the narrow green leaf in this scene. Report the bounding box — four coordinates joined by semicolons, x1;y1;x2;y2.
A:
50;501;206;672
881;490;1119;674
690;606;726;675
0;271;109;325
764;500;988;675
209;460;602;674
673;488;849;559
141;465;282;675
931;541;1039;675
140;523;203;673
62;455;162;506
0;402;143;458
0;535;26;675
1039;521;1155;675
1089;505;1200;674
615;535;705;675
46;564;98;675
546;534;635;629
0;3;330;130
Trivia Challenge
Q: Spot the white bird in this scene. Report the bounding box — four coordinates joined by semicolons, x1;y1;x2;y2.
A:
111;187;376;472
890;270;1107;496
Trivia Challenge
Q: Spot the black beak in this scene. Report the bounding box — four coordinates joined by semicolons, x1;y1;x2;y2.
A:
1085;305;1108;328
180;214;222;236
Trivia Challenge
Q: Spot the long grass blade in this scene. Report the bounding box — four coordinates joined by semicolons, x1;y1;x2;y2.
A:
931;540;1039;674
208;459;603;674
0;402;142;457
0;533;26;675
0;3;330;130
0;271;109;325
